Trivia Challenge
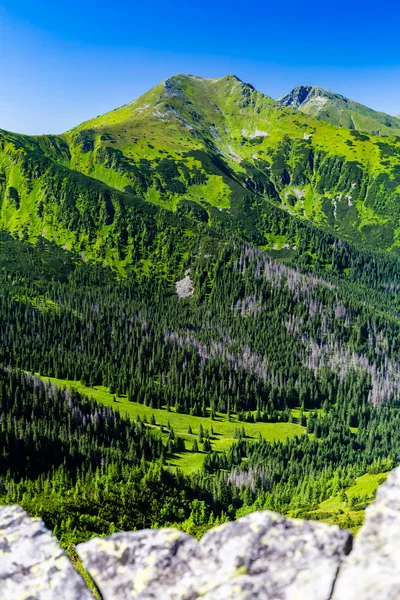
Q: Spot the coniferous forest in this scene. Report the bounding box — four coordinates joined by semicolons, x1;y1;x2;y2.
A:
1;213;400;545
2;74;400;555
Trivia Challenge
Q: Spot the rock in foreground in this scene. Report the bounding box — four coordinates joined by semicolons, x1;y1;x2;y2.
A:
5;467;400;599
333;466;400;599
0;504;93;600
77;511;352;599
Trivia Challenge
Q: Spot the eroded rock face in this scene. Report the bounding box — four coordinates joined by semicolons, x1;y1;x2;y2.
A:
77;510;352;600
0;504;93;600
279;85;313;108
333;466;400;599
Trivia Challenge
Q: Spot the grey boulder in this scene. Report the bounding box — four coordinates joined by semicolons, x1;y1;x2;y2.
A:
77;510;352;599
0;504;93;600
333;467;400;599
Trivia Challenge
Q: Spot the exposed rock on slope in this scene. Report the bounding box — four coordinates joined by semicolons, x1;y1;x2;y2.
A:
77;511;351;599
279;85;400;136
279;85;313;109
176;271;194;298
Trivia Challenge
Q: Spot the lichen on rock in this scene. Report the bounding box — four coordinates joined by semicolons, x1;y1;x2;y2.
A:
0;504;93;600
77;510;352;599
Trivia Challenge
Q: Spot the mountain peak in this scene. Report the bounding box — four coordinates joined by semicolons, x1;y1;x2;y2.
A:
161;73;252;100
221;74;256;89
278;85;400;136
72;73;268;133
222;74;243;82
279;85;313;108
163;73;244;86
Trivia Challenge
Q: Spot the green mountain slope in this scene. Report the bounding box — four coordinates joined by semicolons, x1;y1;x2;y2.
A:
59;75;400;253
0;126;218;275
279;85;400;137
3;75;400;544
1;74;400;260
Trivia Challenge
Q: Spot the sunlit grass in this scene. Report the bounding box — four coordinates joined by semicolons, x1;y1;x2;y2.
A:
38;375;306;473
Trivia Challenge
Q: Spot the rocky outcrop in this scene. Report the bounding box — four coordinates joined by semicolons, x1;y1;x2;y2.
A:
333;466;400;599
175;271;194;298
77;511;351;599
279;85;313;108
0;504;92;600
2;468;400;599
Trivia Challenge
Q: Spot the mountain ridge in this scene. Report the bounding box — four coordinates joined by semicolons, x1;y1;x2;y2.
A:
279;84;400;136
2;72;400;268
2;72;400;552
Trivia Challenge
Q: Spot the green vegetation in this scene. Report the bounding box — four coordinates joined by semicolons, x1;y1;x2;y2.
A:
37;375;306;473
3;74;400;264
2;74;400;551
279;85;400;137
1;220;400;543
296;472;389;532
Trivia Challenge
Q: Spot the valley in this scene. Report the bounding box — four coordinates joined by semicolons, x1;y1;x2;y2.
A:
33;374;308;473
1;74;400;556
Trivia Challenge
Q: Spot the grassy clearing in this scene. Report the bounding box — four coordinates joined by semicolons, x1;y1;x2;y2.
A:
317;472;387;514
305;472;388;533
38;375;305;473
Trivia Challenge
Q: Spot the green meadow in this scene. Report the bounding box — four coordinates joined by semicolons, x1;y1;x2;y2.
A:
38;375;306;473
300;472;388;533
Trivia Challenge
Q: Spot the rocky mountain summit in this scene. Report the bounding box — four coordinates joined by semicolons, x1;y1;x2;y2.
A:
279;84;314;109
2;466;400;599
279;84;400;136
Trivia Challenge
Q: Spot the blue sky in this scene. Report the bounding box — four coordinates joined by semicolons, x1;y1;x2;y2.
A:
1;0;400;134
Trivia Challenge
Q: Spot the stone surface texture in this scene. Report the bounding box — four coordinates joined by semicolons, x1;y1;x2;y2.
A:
0;504;93;600
77;510;352;599
175;270;194;299
3;467;400;599
333;466;400;599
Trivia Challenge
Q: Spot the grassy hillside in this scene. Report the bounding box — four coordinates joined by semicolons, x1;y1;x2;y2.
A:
2;74;400;262
294;472;388;533
36;375;388;533
279;85;400;137
60;74;400;252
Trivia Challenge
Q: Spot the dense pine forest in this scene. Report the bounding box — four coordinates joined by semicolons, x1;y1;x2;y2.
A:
1;217;400;543
2;73;400;559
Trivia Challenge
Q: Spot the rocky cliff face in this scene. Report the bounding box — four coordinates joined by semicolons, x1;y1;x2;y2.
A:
2;467;400;599
279;85;313;108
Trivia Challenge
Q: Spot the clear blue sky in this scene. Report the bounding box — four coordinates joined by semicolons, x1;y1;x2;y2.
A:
1;0;400;134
